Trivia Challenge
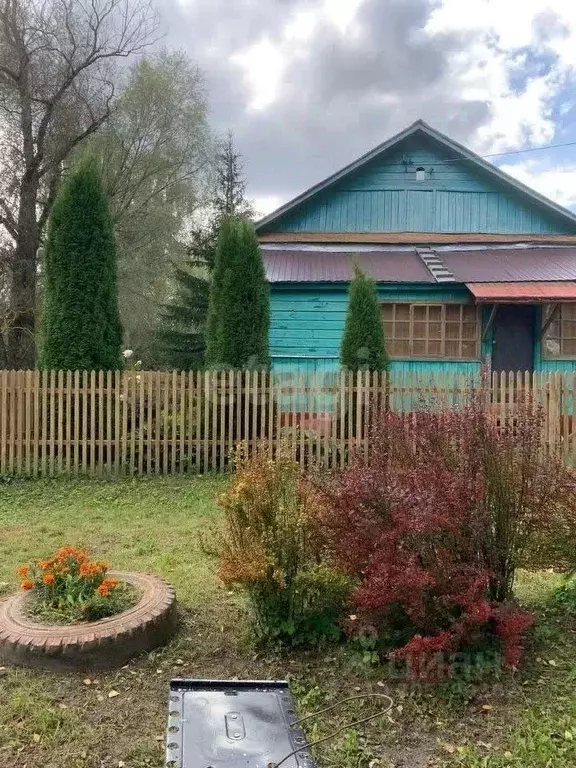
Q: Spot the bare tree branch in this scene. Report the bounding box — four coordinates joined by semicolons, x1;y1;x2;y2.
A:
0;0;160;367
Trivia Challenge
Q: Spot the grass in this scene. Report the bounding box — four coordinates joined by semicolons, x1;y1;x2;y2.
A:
27;582;139;625
0;476;575;768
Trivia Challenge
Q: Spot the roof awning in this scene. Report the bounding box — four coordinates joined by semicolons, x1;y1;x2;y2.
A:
467;282;576;303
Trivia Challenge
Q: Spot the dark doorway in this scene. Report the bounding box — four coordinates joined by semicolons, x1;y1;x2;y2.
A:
491;304;536;373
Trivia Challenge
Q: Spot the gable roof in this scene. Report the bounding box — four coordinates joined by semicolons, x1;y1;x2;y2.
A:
255;120;576;233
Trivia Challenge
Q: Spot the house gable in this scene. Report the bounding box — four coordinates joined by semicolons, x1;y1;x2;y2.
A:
257;122;576;236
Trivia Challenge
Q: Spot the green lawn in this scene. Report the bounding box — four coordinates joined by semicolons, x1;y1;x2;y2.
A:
0;476;575;768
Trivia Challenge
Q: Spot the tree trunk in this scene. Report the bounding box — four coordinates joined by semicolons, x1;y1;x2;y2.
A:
7;175;40;369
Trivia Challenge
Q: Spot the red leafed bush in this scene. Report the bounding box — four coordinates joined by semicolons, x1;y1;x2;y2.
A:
317;391;576;675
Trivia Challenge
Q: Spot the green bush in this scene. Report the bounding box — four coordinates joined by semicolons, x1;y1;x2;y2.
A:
209;440;352;646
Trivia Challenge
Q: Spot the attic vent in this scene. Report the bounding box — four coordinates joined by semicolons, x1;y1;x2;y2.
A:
415;167;426;181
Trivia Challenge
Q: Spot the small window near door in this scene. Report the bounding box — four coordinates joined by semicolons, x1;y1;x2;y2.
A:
542;303;576;358
415;166;426;181
382;303;480;359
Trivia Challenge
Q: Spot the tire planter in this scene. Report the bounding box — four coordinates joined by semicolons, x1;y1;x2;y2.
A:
0;572;177;671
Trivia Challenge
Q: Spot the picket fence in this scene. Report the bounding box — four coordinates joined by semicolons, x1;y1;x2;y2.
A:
0;369;574;477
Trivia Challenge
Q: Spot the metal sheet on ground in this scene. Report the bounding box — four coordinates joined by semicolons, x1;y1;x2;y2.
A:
166;679;315;768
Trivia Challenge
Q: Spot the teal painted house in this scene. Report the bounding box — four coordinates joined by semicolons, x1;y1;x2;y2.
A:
256;121;576;384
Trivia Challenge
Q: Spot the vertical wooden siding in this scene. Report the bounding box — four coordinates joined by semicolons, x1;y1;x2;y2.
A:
0;370;575;476
268;138;574;235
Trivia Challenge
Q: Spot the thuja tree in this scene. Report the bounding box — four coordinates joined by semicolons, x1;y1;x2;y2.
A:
341;265;389;371
205;216;269;369
40;162;123;370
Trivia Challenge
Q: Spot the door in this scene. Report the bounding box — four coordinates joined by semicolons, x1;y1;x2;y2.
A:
491;305;536;373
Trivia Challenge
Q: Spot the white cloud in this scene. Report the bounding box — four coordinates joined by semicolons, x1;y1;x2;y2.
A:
231;38;286;111
501;161;576;210
426;0;576;154
172;0;576;206
229;0;366;113
253;194;286;217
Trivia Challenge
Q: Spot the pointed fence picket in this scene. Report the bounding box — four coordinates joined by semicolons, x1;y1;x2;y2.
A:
0;369;575;476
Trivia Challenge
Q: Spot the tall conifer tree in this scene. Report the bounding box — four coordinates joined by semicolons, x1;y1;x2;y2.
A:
205;217;269;369
341;265;389;371
41;162;123;370
158;132;254;368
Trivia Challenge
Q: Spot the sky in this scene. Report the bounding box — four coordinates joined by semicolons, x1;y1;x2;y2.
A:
161;0;576;217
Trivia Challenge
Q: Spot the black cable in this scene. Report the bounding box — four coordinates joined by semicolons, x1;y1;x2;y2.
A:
270;693;394;768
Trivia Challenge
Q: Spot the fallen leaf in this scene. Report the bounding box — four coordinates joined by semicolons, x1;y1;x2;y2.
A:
97;695;104;702
565;731;574;741
482;704;493;712
118;762;125;767
477;741;493;750
32;733;41;743
82;678;92;686
443;744;456;754
548;659;558;667
108;690;120;699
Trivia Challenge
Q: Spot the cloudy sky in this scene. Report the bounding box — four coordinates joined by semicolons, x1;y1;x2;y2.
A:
161;0;576;217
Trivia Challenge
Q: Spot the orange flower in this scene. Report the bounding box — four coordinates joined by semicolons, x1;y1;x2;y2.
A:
42;573;56;586
54;546;87;563
96;584;110;597
79;562;96;578
17;564;29;578
21;580;34;591
100;578;119;589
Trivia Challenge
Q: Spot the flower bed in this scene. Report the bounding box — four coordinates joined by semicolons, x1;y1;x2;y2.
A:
18;547;139;624
0;547;177;671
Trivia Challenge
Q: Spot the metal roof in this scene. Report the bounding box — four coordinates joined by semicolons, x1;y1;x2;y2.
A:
467;282;576;302
263;248;435;283
440;247;576;283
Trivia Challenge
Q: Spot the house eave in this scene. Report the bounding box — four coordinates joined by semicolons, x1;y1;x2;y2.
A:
259;232;576;245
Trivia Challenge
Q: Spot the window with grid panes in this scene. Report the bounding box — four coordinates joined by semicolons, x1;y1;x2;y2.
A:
542;303;576;358
381;303;480;359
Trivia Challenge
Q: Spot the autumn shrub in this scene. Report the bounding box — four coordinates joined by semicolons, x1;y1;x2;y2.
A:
18;546;137;624
316;392;576;676
210;440;352;646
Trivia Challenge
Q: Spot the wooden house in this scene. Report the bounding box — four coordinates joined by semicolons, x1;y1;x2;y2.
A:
256;120;576;382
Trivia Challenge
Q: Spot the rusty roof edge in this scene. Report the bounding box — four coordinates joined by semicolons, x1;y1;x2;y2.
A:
466;282;576;301
258;232;576;245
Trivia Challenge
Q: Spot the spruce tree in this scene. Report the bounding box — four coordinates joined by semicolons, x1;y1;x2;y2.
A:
205;216;269;369
155;229;216;369
40;161;123;370
341;265;389;371
157;131;254;368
